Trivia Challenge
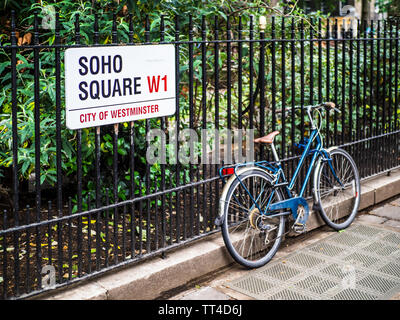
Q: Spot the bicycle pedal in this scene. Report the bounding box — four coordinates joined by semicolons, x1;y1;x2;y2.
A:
259;223;276;232
292;223;306;234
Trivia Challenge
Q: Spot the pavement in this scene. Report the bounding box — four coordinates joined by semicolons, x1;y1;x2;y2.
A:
169;195;400;300
37;169;400;300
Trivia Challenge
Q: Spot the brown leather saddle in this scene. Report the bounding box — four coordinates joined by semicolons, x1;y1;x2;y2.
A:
254;131;279;144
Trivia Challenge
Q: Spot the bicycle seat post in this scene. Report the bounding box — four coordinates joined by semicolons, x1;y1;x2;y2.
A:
271;142;280;165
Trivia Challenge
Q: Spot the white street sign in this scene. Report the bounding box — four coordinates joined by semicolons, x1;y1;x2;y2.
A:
65;44;176;129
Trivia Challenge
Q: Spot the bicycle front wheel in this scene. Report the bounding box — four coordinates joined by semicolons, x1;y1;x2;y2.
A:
221;169;285;268
314;148;361;230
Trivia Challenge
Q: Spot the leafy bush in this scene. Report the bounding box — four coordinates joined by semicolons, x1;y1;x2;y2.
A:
1;0;279;210
1;0;396;212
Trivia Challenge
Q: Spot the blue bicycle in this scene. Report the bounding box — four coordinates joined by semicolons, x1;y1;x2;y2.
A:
216;102;361;268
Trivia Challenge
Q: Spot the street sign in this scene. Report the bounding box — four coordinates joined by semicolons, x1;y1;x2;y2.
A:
65;44;176;129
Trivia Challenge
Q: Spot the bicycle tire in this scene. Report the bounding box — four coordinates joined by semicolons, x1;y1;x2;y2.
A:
221;168;285;268
314;148;361;230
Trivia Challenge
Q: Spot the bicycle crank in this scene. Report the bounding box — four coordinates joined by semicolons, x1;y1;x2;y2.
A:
292;205;307;234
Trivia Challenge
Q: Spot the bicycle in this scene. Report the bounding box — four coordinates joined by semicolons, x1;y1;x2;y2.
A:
215;102;361;268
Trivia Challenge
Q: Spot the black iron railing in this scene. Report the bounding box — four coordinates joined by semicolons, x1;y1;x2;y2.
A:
0;10;399;299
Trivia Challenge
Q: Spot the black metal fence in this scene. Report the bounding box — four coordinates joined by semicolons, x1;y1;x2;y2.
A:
1;10;400;299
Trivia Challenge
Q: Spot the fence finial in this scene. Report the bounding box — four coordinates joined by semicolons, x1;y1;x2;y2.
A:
259;16;266;31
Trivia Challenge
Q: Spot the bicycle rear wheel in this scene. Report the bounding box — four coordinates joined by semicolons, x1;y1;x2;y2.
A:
221;169;285;268
314;148;361;230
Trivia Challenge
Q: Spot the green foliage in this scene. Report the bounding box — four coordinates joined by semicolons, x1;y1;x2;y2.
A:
0;0;282;203
376;0;400;16
1;0;397;214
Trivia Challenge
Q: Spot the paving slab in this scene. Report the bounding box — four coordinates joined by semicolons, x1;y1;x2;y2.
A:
370;204;400;221
355;214;387;225
390;198;400;207
180;286;230;300
383;220;400;230
224;223;400;300
171;225;337;301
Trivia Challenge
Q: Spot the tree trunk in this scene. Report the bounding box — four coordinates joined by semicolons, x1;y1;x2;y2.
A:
361;0;371;22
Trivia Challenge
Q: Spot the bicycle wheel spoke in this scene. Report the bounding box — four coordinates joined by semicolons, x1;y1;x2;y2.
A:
317;149;360;229
222;170;285;267
223;198;250;213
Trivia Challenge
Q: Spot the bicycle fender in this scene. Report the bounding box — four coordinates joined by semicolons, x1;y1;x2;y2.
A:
312;146;338;203
215;167;273;226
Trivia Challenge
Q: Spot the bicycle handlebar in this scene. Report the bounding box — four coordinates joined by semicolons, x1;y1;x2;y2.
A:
275;102;341;114
319;102;341;113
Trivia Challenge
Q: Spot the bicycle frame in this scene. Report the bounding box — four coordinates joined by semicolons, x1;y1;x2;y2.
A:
217;102;358;268
219;127;330;224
